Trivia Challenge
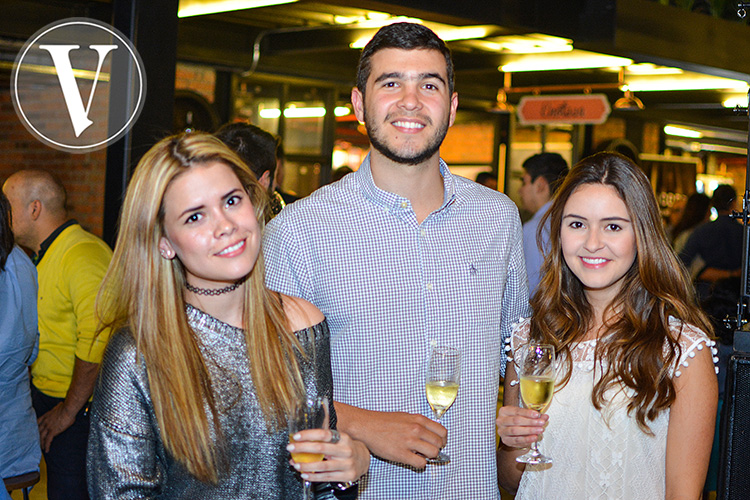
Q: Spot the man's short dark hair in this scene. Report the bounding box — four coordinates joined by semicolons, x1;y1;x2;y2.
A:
522;153;569;196
215;122;278;184
712;184;737;212
475;172;494;185
356;22;454;97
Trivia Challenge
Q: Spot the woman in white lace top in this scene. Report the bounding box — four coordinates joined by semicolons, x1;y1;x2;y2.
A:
497;152;718;500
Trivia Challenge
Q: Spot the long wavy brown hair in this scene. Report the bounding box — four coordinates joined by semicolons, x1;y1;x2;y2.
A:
96;133;304;482
531;152;712;433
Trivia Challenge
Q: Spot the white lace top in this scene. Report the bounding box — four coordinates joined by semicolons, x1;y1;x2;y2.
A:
507;317;718;500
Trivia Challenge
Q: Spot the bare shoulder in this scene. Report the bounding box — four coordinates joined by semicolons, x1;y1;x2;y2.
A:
281;294;325;331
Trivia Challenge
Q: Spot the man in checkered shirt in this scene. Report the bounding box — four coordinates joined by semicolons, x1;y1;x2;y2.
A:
263;22;530;500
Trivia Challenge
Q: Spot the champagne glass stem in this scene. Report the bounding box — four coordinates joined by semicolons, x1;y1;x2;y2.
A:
426;414;450;463
303;480;313;500
529;440;541;458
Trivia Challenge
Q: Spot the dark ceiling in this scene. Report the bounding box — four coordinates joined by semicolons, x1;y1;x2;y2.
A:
4;0;750;142
176;0;750;141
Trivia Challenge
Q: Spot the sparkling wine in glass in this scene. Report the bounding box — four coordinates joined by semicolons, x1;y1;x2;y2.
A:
288;396;328;499
425;345;460;464
515;343;555;465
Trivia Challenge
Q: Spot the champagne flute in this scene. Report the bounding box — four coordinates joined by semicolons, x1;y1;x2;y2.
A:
515;343;555;465
288;396;329;500
425;345;460;464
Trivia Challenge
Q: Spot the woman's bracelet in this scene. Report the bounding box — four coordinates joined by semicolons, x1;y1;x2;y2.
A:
335;476;362;490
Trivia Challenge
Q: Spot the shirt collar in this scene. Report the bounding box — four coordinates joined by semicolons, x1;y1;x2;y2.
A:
34;219;77;265
533;200;553;221
355;154;458;216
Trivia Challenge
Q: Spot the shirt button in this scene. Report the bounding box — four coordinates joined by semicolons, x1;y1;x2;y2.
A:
426;283;433;291
401;201;408;208
420;228;427;236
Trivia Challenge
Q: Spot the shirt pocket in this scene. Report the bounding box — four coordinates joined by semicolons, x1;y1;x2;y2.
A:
455;258;506;327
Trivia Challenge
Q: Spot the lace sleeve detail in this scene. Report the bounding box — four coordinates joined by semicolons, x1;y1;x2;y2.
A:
505;317;531;386
670;319;719;377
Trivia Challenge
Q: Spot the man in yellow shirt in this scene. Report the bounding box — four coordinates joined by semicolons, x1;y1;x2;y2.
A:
3;170;112;500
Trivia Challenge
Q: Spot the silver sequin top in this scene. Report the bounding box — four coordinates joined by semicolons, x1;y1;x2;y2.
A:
87;304;335;499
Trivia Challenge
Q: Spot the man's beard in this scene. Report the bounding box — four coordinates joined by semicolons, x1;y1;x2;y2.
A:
364;109;450;166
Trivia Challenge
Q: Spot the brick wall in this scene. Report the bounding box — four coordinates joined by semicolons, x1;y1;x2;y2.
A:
0;90;107;237
0;62;215;241
175;62;215;103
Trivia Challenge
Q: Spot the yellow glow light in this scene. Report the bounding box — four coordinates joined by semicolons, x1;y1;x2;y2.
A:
723;95;748;108
626;76;748;92
4;62;108;81
178;0;297;18
258;106;350;119
435;26;493;42
622;63;683;75
259;108;281;119
700;143;747;154
664;125;702;138
350;21;492;49
500;53;633;72
334;15;365;25
478;34;573;54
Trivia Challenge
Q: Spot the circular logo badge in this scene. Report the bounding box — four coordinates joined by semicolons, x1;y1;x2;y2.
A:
11;18;146;153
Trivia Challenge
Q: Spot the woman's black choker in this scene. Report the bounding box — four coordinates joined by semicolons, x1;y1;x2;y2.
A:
185;281;241;296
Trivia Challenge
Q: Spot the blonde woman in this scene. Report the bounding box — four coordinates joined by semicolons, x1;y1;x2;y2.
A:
87;133;368;499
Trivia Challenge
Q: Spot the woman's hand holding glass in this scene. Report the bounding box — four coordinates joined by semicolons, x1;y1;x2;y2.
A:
287;397;369;496
496;343;555;461
287;427;369;483
496;405;550;449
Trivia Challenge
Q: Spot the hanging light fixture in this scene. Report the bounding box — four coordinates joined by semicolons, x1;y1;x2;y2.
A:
613;67;644;110
488;89;513;113
614;89;645;110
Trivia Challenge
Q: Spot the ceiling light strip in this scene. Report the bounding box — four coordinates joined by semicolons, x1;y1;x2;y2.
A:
178;0;298;18
500;55;633;72
664;125;702;138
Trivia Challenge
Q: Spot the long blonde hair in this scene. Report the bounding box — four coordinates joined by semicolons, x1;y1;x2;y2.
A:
96;133;305;482
531;152;713;433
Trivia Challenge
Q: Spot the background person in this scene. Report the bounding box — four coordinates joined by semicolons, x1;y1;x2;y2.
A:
331;166;353;183
475;171;497;190
0;191;40;500
215;121;278;191
497;152;717;499
671;192;711;281
664;196;686;242
517;152;569;297
215;121;285;218
87;133;368;499
679;184;743;289
3;170;112;500
273;142;299;206
671;192;711;254
264;22;529;499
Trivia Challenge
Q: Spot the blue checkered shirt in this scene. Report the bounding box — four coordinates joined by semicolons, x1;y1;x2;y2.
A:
263;155;530;500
